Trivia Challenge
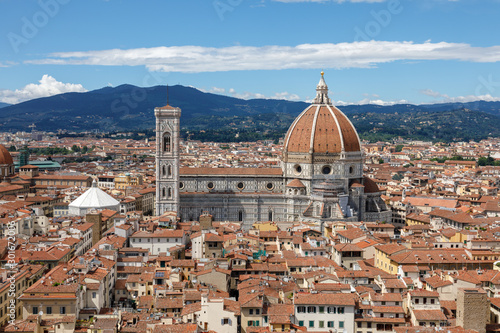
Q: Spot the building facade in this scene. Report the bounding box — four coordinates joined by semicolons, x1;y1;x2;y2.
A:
155;103;182;215
155;74;391;228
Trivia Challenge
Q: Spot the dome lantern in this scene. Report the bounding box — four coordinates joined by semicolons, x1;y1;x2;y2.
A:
283;73;361;157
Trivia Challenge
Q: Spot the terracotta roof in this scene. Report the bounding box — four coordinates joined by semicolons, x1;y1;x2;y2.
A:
294;292;356;306
286;179;306;188
374;243;408;255
412;309;447;321
20;164;39;169
0;144;13;165
131;229;184;238
334;243;363;252
268;304;294;324
371;293;403;302
405;197;458;209
155;297;183;309
337;227;366;241
284;103;361;154
356;239;380;249
363;177;380;193
408;289;440;297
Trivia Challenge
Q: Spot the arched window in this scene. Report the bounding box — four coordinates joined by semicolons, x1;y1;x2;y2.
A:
162;165;166;177
163;132;171;152
162;188;166;198
167;187;172;198
268;210;273;221
167;165;172;177
238;211;243;222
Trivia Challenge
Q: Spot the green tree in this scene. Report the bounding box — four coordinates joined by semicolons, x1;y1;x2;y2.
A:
71;145;81;153
478;156;495;166
8;145;16;152
392;173;403;181
395;144;404;152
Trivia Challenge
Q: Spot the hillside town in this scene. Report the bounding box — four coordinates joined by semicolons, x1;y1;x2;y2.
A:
0;128;499;333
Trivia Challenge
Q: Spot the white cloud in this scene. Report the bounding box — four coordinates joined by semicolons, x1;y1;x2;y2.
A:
25;41;500;73
420;88;444;98
419;88;500;104
0;75;87;104
335;98;409;106
227;89;300;101
199;86;226;94
198;86;300;101
0;61;17;68
439;94;500;103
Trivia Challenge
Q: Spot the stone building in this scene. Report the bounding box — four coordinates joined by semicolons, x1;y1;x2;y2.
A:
155;73;391;228
457;288;489;333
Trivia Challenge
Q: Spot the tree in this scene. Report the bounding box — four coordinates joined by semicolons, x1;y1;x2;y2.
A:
71;145;81;153
395;144;404;152
392;173;403;181
8;145;16;152
478;156;495;166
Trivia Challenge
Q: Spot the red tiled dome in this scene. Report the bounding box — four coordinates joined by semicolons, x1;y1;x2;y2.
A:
363;176;380;193
0;145;13;165
286;179;306;188
283;74;361;155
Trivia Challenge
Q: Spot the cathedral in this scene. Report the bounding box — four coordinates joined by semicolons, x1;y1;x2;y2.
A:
155;73;391;228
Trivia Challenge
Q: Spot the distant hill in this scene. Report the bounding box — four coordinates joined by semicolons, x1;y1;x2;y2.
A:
421;100;500;117
0;85;307;132
0;102;10;109
0;84;499;142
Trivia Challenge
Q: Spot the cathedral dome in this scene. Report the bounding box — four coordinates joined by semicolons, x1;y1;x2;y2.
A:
0;145;13;165
283;73;361;155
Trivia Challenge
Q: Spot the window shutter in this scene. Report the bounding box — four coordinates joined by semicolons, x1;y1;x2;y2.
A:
229;319;232;325
221;319;224;325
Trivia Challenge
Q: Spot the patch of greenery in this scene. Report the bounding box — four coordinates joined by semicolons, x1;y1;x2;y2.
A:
478;156;500;166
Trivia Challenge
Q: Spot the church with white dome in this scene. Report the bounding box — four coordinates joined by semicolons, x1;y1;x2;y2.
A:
68;180;120;216
155;73;391;228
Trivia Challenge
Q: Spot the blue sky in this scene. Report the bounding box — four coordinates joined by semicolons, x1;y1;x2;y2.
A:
1;0;500;105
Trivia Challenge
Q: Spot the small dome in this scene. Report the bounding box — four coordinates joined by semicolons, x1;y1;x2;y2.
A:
286;179;306;188
0;145;13;165
363;176;380;193
68;181;120;216
283;74;361;155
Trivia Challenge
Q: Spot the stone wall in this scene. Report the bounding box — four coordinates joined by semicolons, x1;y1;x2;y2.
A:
457;288;489;333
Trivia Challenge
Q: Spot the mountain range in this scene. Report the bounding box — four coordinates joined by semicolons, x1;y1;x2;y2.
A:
0;84;499;142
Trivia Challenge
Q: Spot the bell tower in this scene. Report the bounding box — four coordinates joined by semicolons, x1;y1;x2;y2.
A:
155;98;181;216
